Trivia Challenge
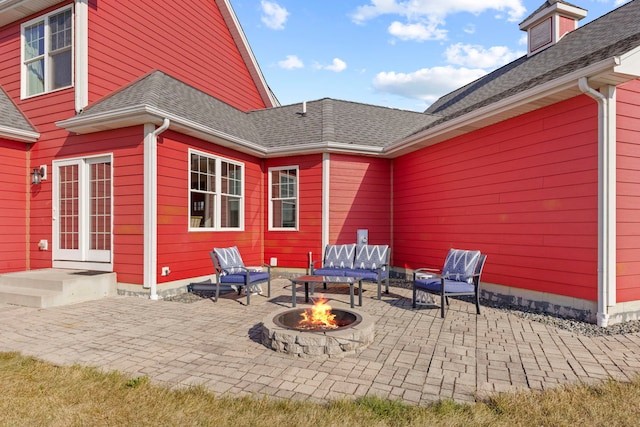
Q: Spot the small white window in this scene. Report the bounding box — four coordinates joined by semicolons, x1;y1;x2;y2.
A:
21;6;73;98
189;150;244;230
269;166;298;230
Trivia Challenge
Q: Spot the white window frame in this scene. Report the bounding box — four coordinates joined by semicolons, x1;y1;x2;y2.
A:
268;166;299;231
21;5;74;99
189;149;244;231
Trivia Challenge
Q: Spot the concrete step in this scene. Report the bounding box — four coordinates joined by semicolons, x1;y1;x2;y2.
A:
0;269;117;308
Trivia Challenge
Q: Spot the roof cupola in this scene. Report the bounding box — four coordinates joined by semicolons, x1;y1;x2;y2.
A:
519;0;587;56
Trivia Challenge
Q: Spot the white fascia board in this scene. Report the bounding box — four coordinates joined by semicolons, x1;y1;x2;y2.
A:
216;0;279;108
614;46;640;78
0;125;40;142
56;104;268;157
519;2;586;29
385;57;620;157
264;142;384;158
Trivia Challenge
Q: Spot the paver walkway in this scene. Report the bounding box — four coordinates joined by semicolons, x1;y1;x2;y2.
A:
1;278;640;406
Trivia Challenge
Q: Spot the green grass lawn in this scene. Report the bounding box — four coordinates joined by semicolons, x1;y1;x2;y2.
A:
1;351;639;426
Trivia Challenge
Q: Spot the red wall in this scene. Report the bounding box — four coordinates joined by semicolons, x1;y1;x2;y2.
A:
394;95;600;301
616;79;640;301
263;155;323;269
329;154;392;247
156;132;265;282
87;0;266;111
0;139;28;272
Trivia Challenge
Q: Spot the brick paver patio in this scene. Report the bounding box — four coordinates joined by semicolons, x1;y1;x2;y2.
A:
1;278;640;406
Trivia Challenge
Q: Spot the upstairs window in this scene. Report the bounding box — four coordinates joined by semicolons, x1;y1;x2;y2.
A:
189;150;244;230
22;6;73;98
269;166;298;230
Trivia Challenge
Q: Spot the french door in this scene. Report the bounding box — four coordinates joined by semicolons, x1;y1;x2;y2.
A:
53;156;112;263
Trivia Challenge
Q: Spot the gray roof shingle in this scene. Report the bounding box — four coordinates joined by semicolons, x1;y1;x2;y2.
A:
0;85;36;133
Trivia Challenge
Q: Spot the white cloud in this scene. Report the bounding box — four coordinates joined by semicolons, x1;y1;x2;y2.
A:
444;43;524;69
278;55;304;70
352;0;527;24
352;0;526;42
388;20;447;41
261;0;289;30
372;66;486;104
323;58;348;72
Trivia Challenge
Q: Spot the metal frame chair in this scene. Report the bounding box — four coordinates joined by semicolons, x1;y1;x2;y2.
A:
413;249;487;318
208;247;271;305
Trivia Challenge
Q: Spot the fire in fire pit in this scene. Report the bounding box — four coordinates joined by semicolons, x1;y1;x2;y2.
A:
262;301;374;358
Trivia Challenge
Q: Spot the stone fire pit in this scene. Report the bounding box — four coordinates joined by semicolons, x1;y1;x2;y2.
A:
262;306;375;358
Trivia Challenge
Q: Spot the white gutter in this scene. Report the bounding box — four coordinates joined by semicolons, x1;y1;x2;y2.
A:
144;118;170;300
578;77;616;327
0;125;39;142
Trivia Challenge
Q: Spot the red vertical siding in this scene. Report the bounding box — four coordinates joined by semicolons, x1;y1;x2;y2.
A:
0;139;28;272
88;0;266;111
394;95;599;301
616;79;640;301
156;132;265;282
263;155;323;269
329;154;392;246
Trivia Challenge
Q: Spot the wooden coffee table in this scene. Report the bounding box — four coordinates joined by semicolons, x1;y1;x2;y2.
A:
290;275;363;308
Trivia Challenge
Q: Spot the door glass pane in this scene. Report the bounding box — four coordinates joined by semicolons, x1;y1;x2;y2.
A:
59;164;79;250
90;162;111;251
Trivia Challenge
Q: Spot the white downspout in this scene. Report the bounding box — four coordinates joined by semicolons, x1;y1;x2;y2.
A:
144;119;170;300
322;153;330;249
578;77;616;327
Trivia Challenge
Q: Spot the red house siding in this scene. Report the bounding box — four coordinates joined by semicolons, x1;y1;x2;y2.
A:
617;79;640;302
394;95;599;301
0;139;28;272
329;154;392;247
88;0;266;111
264;155;323;269
156;132;265;282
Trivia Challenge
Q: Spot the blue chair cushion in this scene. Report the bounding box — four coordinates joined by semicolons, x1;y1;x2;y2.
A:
313;267;348;276
354;245;388;270
214;246;246;275
220;271;269;284
415;278;475;294
345;269;387;281
441;249;480;283
323;244;356;269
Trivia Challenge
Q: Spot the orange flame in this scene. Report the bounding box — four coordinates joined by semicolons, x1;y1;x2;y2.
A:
298;297;338;330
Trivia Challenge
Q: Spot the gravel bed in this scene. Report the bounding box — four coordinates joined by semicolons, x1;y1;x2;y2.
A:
164;278;640;337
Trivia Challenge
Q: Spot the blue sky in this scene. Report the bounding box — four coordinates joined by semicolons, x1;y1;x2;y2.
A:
231;0;630;112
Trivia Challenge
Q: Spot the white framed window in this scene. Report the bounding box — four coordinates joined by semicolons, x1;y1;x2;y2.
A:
21;5;73;99
189;150;244;230
269;166;298;230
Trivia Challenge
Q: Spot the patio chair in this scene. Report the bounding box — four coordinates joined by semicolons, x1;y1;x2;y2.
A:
209;246;271;305
412;249;486;318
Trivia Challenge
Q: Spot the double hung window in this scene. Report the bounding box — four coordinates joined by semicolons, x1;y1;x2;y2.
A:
190;151;243;230
269;167;298;230
22;6;73;98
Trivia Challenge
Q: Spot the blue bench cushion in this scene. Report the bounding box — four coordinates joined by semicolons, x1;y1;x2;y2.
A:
313;267;348;276
345;269;388;281
324;244;356;269
415;278;475;294
219;271;270;284
442;249;480;283
214;246;246;275
354;245;388;270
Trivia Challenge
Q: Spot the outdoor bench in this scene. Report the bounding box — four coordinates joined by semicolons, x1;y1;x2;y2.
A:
310;243;390;300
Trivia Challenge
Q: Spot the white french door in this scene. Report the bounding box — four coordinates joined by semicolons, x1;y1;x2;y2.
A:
53;156;112;264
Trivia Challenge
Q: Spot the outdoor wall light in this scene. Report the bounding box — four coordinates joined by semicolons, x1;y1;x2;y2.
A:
31;165;47;185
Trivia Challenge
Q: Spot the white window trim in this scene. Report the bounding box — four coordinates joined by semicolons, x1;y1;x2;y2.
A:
20;4;74;100
188;149;245;231
268;165;299;231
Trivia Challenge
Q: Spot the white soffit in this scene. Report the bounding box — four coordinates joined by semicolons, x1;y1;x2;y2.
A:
0;0;60;26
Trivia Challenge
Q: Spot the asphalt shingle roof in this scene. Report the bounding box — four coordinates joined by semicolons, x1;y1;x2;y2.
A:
425;0;640;124
0;86;35;133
